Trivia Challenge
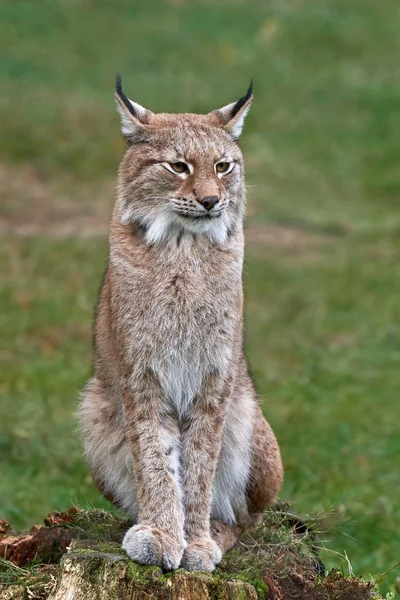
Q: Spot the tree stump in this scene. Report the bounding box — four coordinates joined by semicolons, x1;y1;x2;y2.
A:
0;507;383;599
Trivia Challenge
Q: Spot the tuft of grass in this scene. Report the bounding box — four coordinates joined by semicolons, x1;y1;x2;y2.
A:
218;504;320;588
70;509;131;542
0;558;57;597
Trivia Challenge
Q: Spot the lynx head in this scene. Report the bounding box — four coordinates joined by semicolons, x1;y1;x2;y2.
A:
115;76;252;245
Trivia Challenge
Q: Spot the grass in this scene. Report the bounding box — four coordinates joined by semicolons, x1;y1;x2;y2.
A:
0;0;399;596
0;558;57;597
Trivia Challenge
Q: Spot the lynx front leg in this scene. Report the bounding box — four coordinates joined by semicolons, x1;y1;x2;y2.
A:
180;374;230;572
120;373;185;570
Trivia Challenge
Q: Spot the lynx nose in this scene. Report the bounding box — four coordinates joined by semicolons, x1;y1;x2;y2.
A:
199;196;219;211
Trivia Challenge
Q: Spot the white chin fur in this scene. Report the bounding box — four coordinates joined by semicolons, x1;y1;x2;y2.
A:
175;214;230;244
124;210;232;245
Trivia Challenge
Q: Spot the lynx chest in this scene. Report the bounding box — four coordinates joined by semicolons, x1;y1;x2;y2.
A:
124;248;242;416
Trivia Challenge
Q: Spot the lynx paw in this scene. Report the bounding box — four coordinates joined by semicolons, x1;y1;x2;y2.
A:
180;538;222;572
122;524;185;570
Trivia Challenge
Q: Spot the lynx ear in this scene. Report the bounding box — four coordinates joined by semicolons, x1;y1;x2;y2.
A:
115;75;152;142
213;80;253;140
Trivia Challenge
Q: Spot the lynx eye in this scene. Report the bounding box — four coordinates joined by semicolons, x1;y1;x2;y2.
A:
215;162;231;174
169;162;189;174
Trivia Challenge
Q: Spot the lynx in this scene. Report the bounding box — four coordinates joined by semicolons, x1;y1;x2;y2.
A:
79;76;283;572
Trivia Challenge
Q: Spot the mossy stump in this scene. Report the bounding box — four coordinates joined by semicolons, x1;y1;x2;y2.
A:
0;507;382;599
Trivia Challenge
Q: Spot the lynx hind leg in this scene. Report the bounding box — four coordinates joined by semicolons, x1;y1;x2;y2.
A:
210;520;242;553
209;405;283;556
247;404;284;523
79;377;139;518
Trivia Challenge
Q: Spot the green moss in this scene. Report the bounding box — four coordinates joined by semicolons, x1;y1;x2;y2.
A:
232;586;252;600
210;579;252;600
125;562;163;585
215;570;267;600
70;540;126;556
76;554;109;586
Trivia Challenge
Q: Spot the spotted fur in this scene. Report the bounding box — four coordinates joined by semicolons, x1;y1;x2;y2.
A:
79;78;283;572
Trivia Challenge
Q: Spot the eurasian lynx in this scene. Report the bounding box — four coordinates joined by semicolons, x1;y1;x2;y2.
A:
80;76;283;572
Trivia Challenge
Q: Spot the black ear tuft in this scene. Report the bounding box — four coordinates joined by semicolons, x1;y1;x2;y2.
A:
115;74;137;118
115;73;123;96
230;79;253;118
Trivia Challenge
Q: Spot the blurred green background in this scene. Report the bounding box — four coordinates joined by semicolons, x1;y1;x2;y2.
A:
0;0;399;595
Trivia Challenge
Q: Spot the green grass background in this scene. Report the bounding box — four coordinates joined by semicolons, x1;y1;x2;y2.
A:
0;0;399;595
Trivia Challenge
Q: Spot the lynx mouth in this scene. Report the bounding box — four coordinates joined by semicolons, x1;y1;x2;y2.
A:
175;210;222;221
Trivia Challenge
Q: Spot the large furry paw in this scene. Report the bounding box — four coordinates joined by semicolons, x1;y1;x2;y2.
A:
122;524;185;570
180;538;222;572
